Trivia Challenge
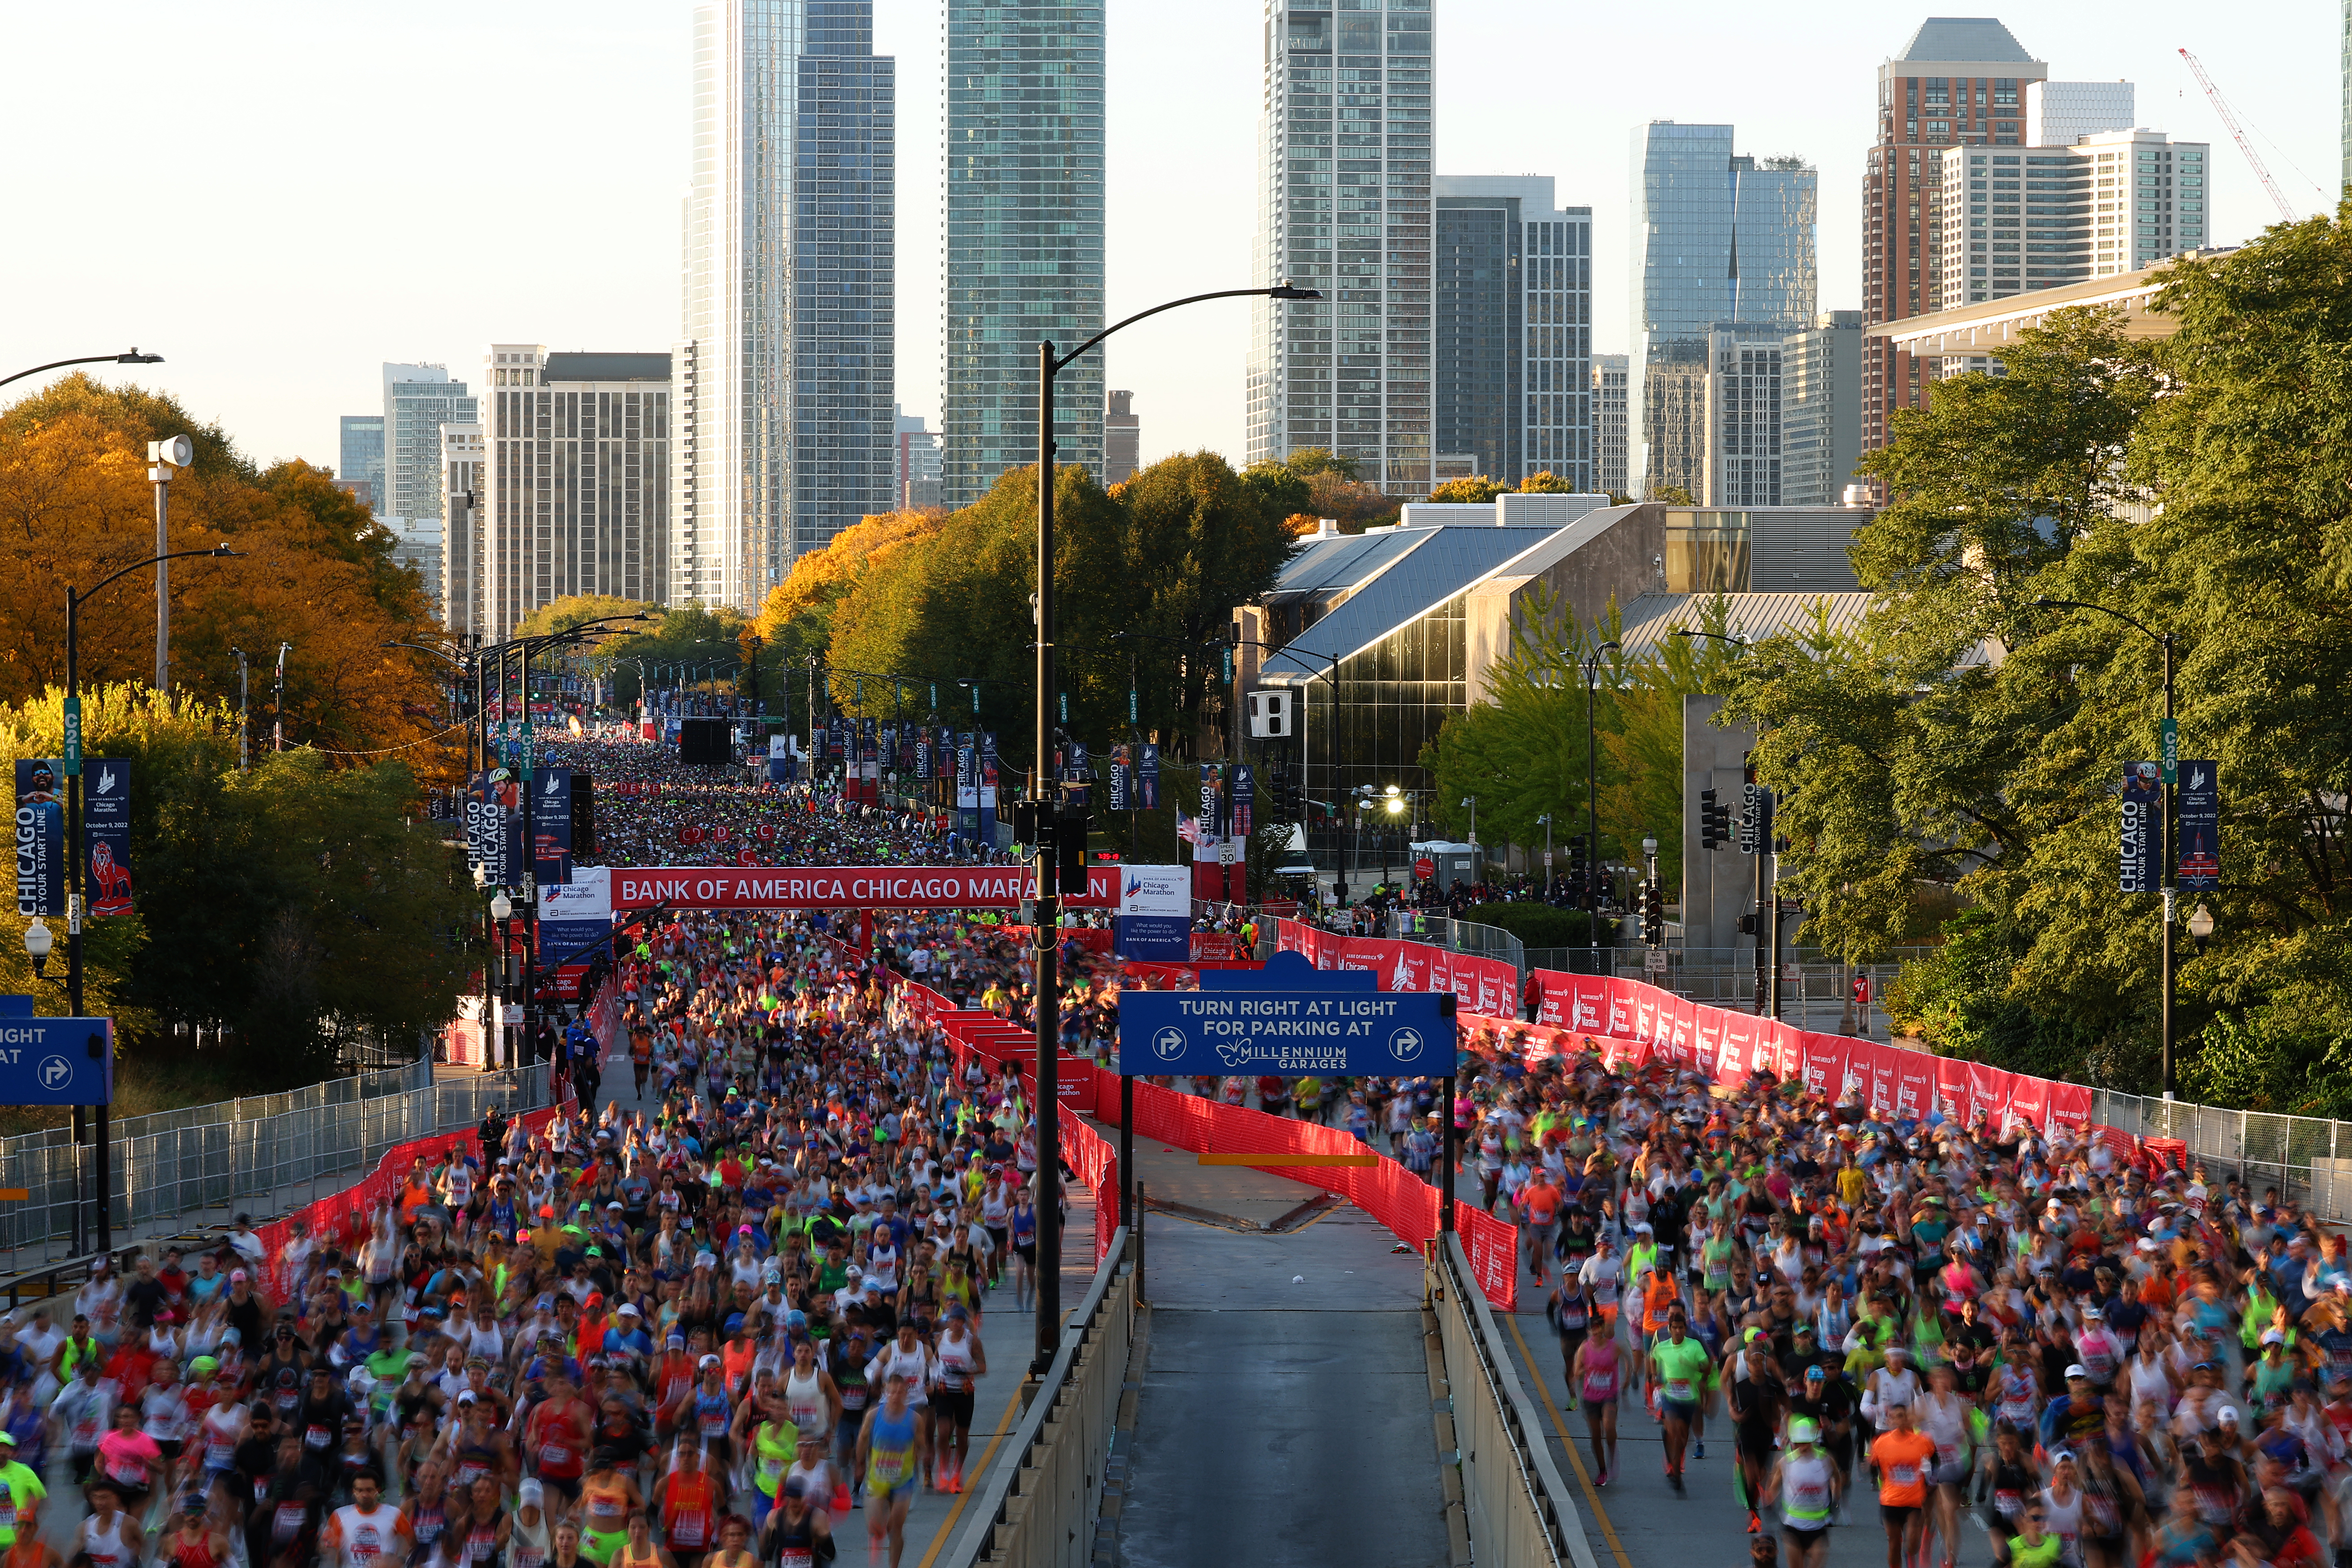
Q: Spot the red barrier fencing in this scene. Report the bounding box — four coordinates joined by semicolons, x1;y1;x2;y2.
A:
1092;1066;1519;1309
1279;921;2102;1140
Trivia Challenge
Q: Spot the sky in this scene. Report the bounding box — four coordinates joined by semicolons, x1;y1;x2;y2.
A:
2;2;2337;478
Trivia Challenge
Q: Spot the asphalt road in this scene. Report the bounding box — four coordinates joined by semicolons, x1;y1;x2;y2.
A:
1115;1175;1449;1568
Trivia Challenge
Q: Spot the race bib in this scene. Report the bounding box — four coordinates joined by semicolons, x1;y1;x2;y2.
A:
1890;1464;1920;1487
1667;1378;1693;1401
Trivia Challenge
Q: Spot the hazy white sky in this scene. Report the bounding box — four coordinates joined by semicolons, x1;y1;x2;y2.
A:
2;2;2335;476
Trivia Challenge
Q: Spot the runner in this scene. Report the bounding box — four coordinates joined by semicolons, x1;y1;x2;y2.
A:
1648;1307;1712;1492
1869;1400;1936;1568
855;1374;926;1568
1766;1418;1841;1568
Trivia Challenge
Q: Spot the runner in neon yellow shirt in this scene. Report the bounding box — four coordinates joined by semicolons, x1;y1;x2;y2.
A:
1647;1307;1712;1491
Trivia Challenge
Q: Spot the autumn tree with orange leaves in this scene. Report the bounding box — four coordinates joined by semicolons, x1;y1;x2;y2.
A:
0;375;454;772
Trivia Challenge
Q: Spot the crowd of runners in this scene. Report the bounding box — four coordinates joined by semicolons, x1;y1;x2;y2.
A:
34;727;2338;1568
1436;1048;2352;1568
3;754;1089;1568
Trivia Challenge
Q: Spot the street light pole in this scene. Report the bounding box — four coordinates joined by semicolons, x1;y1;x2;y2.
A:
65;543;237;1254
229;648;250;769
1028;281;1320;1370
1580;641;1621;975
273;642;292;753
2034;599;2179;1096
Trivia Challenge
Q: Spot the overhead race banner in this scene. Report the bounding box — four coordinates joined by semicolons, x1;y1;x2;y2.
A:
1114;863;1190;961
2178;759;2219;891
2120;762;2160;893
83;758;132;917
1118;952;1456;1077
13;759;66;918
610;863;1122;911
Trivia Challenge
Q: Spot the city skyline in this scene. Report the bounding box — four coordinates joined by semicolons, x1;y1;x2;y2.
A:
2;1;2333;488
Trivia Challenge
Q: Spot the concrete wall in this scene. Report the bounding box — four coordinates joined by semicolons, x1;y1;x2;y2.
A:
1682;692;1759;952
1463;501;1666;704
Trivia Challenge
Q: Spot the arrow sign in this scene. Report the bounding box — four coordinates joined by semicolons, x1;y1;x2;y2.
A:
1117;950;1455;1077
0;1017;113;1105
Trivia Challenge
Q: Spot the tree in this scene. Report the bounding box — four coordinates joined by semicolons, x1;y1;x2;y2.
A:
1649;484;1696;505
826;453;1294;769
1519;471;1578;494
1284;448;1360;482
1427;477;1507;504
3;683;470;1084
0;377;447;768
1717;222;2352;1097
1238;462;1311;530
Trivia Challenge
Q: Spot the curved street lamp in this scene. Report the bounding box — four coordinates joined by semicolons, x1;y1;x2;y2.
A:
60;542;238;1253
1;349;163;389
1025;281;1320;1364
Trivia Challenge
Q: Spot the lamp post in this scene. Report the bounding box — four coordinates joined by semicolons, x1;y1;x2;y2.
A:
2035;598;2179;1097
64;543;238;1253
1462;796;1477;851
229;648;250;769
0;349;163;389
1026;280;1321;1370
1578;641;1622;976
1537;813;1553;897
272;642;292;753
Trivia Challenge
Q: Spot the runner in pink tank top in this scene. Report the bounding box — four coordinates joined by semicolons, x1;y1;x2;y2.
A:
1571;1332;1624;1485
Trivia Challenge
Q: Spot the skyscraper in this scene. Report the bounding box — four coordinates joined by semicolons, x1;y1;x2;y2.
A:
1247;0;1434;496
382;364;475;528
2024;79;2132;148
1630;125;1816;499
1592;354;1628;497
942;0;1105;507
339;415;384;513
480;346;671;640
1932;129;2208;313
1103;391;1139;485
1431;176;1592;489
1780;313;1864;507
1864;18;2046;453
441;423;484;637
678;0;895;615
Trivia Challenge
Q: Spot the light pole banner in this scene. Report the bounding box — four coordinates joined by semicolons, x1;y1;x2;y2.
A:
2120;762;2161;893
83;759;133;918
2178;759;2220;891
534;766;574;888
1139;743;1161;810
13;760;66;918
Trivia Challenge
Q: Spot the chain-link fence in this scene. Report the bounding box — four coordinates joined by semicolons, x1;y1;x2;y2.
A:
2089;1090;2352;1223
0;1061;557;1271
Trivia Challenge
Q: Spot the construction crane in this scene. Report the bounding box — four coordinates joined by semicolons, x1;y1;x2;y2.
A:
2179;47;2298;222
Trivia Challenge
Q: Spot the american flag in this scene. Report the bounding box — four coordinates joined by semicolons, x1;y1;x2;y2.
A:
1176;815;1202;845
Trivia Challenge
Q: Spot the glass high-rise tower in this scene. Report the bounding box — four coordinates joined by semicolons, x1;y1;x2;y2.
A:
1630;124;1816;499
941;0;1105;508
678;0;894;615
1247;0;1434;495
1431;175;1591;488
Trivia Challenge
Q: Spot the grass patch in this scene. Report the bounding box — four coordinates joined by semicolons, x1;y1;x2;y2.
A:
0;1052;256;1140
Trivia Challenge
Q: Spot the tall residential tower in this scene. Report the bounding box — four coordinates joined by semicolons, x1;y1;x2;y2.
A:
1247;0;1434;495
941;0;1105;506
1864;18;2045;453
677;0;895;614
1431;176;1592;489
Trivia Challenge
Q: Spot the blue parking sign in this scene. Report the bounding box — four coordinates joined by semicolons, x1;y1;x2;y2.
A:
1117;951;1454;1077
0;1013;113;1105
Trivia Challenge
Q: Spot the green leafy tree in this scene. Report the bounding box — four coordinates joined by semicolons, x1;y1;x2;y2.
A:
1427;477;1507;504
1284;447;1361;482
1718;212;2352;1097
1518;471;1578;494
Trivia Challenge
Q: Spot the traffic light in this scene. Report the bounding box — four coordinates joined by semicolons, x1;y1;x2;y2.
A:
1700;788;1732;851
1566;835;1588;896
1641;880;1666;945
1057;807;1091;894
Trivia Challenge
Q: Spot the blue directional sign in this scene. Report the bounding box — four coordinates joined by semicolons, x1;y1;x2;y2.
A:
0;1013;113;1106
1117;951;1454;1077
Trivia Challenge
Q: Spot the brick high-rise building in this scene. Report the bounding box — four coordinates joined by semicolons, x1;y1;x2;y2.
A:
1864;18;2045;457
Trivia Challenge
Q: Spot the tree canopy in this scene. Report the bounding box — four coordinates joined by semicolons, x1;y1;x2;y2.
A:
1715;206;2352;1105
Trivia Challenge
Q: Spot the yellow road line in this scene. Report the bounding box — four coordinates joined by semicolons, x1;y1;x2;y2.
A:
1504;1310;1636;1568
915;1308;1071;1568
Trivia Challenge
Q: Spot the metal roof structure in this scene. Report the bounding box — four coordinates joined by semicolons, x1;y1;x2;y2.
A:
1259;524;1566;676
540;352;673;383
1892;17;2037;63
